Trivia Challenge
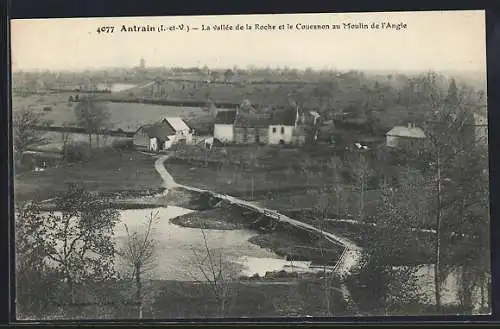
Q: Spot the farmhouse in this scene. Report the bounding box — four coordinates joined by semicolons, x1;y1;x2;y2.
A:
212;105;317;146
268;109;299;145
161;117;193;144
386;123;426;148
133;121;176;152
133;117;193;152
213;110;237;143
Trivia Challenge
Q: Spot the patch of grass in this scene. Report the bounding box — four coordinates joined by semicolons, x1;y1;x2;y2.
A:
164;162;339;199
170;204;252;230
14;149;162;202
248;229;343;265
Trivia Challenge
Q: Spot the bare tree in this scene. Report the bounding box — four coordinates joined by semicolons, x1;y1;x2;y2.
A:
59;121;75;162
74;98;110;151
349;153;373;221
325;157;344;216
313;195;335;316
13;107;51;165
190;226;239;317
117;210;160;319
248;149;259;201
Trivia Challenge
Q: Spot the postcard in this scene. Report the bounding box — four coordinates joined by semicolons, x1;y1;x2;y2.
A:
11;10;489;320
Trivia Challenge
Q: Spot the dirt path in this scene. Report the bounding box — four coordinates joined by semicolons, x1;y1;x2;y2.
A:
155;153;362;275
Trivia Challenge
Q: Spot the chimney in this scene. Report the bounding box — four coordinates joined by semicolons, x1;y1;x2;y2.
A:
408;122;412;129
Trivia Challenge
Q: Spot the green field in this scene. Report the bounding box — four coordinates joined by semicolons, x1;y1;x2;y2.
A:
14;149;163;202
29;101;207;132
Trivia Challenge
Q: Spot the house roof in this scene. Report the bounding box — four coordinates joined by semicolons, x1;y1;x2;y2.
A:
231;106;299;128
386;126;426;139
234;113;271;128
138;122;176;140
214;110;237;124
269;109;297;125
162;117;190;132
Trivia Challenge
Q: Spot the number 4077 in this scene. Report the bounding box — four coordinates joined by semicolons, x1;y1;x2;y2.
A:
97;26;114;33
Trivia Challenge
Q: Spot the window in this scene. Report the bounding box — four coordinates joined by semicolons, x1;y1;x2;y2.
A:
281;127;285;134
272;127;277;133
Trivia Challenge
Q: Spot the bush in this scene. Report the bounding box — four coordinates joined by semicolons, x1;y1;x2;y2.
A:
62;142;91;163
345;250;427;314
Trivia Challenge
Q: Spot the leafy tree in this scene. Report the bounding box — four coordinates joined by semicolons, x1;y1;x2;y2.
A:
223;69;234;83
23;184;120;304
346;182;428;314
15;202;62;318
209;70;219;83
417;77;490;313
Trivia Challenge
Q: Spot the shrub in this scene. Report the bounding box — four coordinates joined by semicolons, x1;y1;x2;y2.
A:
62;142;91;163
344;250;427;314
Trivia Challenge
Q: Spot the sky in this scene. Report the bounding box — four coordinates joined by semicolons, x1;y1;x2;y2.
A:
11;10;486;73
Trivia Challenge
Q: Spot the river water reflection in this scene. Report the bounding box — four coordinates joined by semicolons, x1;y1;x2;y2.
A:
115;207;314;281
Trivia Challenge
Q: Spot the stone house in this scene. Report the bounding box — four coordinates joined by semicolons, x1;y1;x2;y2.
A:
234;112;271;144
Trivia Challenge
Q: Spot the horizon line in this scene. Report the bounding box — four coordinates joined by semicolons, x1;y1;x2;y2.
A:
12;66;486;75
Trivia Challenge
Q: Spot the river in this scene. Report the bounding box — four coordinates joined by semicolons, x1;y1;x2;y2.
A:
115;208;480;307
40;206;486;311
113;206;314;281
96;83;138;93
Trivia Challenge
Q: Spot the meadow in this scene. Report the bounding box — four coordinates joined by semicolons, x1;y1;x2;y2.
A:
14;149;163;202
37;101;207;132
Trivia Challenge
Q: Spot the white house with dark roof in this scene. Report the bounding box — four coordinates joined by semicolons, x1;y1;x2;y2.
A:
386;123;426;148
268;107;300;145
133;121;177;152
212;104;318;146
213;110;238;143
133;117;193;152
161;117;193;145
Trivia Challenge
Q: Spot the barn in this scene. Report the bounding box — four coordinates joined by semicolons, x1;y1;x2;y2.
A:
133;121;176;152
